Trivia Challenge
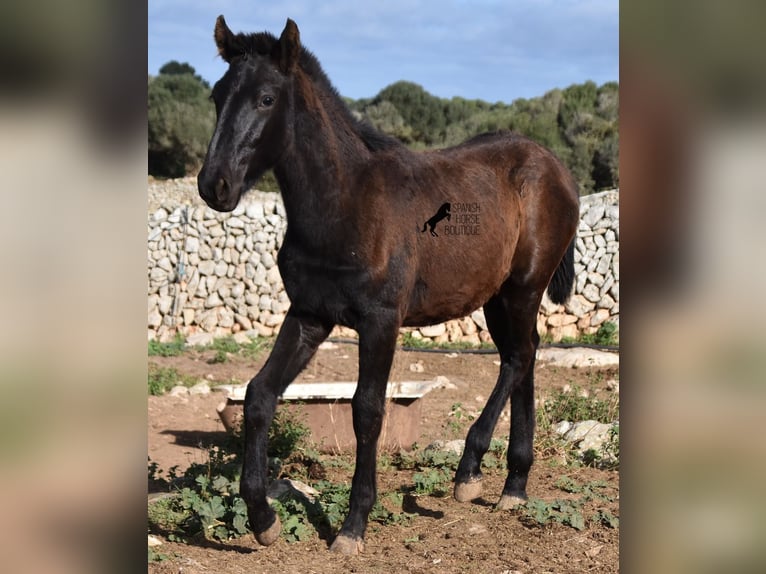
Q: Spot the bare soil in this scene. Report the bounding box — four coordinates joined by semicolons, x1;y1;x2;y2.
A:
148;343;619;573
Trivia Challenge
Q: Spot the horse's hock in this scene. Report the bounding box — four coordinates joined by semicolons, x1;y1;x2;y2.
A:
147;178;618;344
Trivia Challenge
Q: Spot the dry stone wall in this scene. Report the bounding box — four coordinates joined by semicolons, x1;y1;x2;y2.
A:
148;178;618;344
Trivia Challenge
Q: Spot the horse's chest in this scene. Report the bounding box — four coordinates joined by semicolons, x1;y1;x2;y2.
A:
277;243;362;323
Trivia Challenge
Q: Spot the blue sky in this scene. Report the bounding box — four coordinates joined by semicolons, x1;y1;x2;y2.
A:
148;0;618;103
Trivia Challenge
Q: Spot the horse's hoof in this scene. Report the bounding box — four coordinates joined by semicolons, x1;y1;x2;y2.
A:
454;478;483;502
253;515;281;546
496;494;527;510
330;534;365;555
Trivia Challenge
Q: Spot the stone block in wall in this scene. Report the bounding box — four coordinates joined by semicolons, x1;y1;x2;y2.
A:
582;283;601;303
205;293;222;308
150;267;168;283
158;295;173;315
599;294;616;310
457;317;477;336
470;309;487;331
214;261;228;277
148;294;159;313
148;308;162;329
463;333;481;345
235;313;253;331
185;236;200;253
446;321;463;342
547;313;578;327
198;261;215;276
536;315;548;338
549;324;579;342
266;265;282;285
590;309;611;327
565;294;595;316
587;272;605;287
420;323;446;338
540;293;562;315
218;307;235;329
198;309;218;332
596;255;613;277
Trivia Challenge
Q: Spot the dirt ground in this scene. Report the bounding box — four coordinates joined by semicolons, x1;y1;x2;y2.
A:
148;342;619;573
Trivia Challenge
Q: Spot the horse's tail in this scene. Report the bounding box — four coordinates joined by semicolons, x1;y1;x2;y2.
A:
546;237;575;304
421;222;427;233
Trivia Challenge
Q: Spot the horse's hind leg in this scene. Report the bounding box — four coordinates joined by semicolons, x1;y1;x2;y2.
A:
241;310;332;546
454;284;542;507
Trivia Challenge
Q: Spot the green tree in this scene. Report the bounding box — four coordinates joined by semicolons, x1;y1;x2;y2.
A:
148;63;214;178
363;100;414;143
375;81;447;145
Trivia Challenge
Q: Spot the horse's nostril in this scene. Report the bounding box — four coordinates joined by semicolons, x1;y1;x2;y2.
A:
215;178;228;197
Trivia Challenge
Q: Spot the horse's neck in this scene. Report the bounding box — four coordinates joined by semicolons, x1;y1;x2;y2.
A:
275;85;370;230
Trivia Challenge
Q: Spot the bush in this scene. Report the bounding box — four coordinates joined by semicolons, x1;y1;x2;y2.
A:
148;63;214;178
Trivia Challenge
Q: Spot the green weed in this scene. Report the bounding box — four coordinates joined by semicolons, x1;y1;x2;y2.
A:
413;468;452;496
520;497;587;530
147;364;198;395
447;402;475;435
399;331;495;351
148;547;170;562
148;334;186;357
511;476;619;531
268;407;312;460
537;385;617;428
558;322;618;347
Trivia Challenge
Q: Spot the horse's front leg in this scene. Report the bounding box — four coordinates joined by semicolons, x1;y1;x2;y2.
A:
241;309;332;546
329;314;399;555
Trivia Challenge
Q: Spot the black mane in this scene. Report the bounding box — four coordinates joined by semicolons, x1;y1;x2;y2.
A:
232;31;401;153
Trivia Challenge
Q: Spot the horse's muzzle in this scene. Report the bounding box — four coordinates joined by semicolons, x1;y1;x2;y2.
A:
197;170;239;212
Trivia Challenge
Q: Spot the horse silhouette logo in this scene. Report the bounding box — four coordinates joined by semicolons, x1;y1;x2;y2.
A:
421;202;451;237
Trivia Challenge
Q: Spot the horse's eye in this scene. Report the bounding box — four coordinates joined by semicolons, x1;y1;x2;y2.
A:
261;95;275;107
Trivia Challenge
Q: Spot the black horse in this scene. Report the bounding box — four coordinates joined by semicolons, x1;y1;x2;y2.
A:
198;17;578;555
421;202;451;236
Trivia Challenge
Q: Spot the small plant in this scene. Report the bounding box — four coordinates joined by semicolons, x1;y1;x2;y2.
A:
447;402;476;435
481;438;507;470
394;445;461;473
517;497;585;530
583;322;618;346
148;547;170;563
148;334;186;357
400;331;436;350
547;321;619;347
537;386;617;429
589;423;619;470
241;337;272;359
272;493;323;543
206;335;241;354
147;365;198;395
148;445;249;542
592;509;619;528
413;468;452;496
399;331;495;351
554;477;613;502
268;407;312;460
208;349;229;364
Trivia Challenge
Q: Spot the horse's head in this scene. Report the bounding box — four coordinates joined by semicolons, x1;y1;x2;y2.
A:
198;16;301;212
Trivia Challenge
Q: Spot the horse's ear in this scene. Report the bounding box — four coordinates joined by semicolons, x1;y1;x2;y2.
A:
276;18;301;73
214;15;236;63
